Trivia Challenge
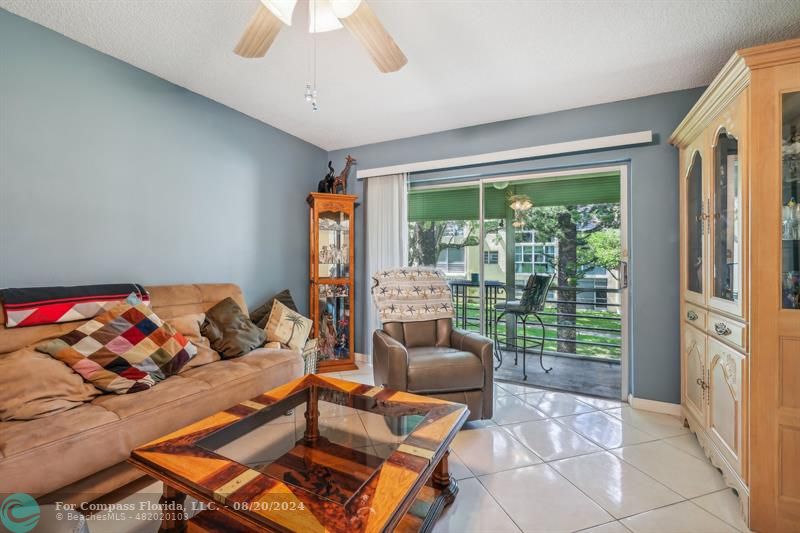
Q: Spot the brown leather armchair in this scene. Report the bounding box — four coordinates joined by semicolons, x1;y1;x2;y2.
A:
372;318;494;421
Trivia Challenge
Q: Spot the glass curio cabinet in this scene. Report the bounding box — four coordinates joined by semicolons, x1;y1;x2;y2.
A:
672;37;800;532
307;193;358;372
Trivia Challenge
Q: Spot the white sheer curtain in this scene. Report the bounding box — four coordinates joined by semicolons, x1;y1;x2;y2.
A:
364;173;408;357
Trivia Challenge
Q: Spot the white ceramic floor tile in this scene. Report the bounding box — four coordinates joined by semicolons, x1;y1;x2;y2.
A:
621;501;738;533
504;418;602;461
551;452;682;519
611;441;727;498
337;372;374;385
480;464;613;532
448;450;475;480
491;394;548;425
606;406;689;439
495;381;543;396
451;426;541;476
557;411;658;449
433;477;521;533
692;489;750;532
578;521;632;533
522;391;598;418
494;382;514;397
573;394;625;411
662;433;709;461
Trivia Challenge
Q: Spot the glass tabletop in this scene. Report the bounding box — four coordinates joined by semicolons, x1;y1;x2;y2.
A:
195;389;424;507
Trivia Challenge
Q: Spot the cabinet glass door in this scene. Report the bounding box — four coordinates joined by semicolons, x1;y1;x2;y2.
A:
712;130;740;305
318;210;350;279
687;152;705;296
782;92;800;309
316;283;350;362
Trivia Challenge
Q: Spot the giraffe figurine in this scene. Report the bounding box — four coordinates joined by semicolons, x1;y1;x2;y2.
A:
332;155;356;194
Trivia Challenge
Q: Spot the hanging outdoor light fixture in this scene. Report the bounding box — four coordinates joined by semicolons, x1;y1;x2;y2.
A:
508;193;533;228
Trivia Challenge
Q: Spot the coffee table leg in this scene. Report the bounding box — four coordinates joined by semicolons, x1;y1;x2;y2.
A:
304;386;320;444
431;450;458;506
158;485;187;533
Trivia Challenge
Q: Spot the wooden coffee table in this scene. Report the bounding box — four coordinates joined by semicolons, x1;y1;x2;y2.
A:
129;374;468;532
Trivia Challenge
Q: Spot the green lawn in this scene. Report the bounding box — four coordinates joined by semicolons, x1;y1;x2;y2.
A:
458;299;622;360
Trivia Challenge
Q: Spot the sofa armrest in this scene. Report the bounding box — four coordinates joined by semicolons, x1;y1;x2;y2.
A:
372;330;409;390
450;328;494;391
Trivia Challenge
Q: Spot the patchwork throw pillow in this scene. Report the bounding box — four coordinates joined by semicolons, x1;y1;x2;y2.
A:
201;297;265;358
250;289;298;329
264;300;312;352
37;294;197;394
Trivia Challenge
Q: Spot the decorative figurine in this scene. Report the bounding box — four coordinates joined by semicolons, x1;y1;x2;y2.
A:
317;161;336;193
332;155;356;194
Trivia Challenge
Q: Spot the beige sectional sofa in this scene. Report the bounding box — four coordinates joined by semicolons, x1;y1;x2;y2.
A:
0;283;304;503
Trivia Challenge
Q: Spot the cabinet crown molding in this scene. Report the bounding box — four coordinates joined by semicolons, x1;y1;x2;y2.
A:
670;37;800;147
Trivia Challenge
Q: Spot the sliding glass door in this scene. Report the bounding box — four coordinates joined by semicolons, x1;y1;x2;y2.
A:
406;168;627;397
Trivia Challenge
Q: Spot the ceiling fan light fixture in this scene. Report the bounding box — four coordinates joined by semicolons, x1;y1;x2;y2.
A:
260;0;297;26
309;0;344;33
330;0;362;19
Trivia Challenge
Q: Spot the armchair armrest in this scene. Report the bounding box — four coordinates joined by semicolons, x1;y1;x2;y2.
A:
450;328;494;390
372;330;409;390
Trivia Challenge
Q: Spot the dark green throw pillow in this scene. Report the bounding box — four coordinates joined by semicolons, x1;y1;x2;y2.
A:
201;297;266;359
250;289;298;329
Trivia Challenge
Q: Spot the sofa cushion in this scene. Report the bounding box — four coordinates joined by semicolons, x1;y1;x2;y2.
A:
37;294;197;394
0;404;119;459
0;352;305;497
250;289;298;329
406;347;484;394
91;375;210;419
237;347;304;371
0;347;101;421
201;298;265;358
180;360;256;387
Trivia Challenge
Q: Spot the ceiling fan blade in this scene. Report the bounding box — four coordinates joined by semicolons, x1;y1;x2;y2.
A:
338;1;407;73
234;5;283;58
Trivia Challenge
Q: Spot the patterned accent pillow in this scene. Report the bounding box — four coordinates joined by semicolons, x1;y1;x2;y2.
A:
264;300;312;352
37;294;197;394
371;267;454;324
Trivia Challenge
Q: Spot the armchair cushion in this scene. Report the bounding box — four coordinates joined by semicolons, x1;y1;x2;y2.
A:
406;347;483;394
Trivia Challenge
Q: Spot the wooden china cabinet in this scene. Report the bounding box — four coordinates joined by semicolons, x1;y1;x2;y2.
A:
671;38;800;532
307;193;358;372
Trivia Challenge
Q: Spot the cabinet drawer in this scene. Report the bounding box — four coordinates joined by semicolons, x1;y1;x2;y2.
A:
707;312;746;350
685;303;707;330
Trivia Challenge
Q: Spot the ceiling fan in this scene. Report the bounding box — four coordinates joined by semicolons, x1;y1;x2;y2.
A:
234;0;407;73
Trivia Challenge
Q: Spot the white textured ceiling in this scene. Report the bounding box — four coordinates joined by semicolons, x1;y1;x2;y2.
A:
3;1;800;150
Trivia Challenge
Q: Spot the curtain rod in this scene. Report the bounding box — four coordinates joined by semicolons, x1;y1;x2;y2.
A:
356;131;652;180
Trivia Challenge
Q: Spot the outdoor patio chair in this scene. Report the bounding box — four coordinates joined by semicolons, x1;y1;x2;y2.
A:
494;273;555;380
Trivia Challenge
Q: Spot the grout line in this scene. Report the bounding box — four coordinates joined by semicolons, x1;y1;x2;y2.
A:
473;471;527;533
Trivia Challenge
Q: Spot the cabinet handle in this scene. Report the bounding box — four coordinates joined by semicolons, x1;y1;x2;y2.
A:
714;322;732;336
696;377;708;390
687;311;698;321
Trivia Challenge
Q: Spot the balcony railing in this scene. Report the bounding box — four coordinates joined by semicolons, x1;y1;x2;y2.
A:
449;280;622;362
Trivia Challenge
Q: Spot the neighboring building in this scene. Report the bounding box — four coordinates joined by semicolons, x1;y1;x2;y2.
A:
436;225;619;311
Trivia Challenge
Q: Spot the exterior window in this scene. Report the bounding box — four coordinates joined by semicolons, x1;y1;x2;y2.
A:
437;247;466;274
483;251;499;264
515;244;534;273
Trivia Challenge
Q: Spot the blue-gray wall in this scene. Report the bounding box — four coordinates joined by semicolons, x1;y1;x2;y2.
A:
330;87;704;404
0;10;327;313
